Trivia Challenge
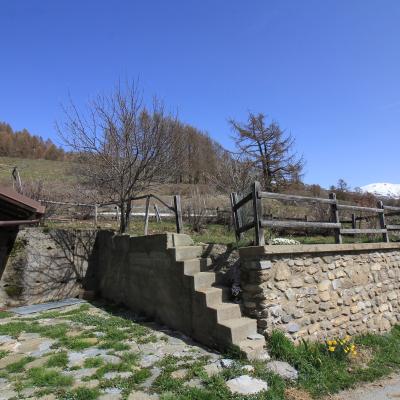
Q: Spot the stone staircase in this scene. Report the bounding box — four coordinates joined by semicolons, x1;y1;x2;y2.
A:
168;233;268;360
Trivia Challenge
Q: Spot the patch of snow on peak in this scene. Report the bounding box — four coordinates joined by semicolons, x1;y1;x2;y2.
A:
361;183;400;198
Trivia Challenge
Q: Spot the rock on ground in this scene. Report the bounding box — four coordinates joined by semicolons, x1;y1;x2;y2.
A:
266;360;298;381
226;375;268;395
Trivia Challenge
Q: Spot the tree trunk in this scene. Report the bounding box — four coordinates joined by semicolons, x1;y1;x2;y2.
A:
119;201;126;233
125;200;132;230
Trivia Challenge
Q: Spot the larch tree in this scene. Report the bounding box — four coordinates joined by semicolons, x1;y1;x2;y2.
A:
230;112;304;191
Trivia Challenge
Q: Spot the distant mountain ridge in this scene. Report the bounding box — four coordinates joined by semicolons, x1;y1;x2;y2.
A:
361;183;400;199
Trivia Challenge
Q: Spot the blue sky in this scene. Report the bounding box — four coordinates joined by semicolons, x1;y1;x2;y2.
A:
1;1;399;188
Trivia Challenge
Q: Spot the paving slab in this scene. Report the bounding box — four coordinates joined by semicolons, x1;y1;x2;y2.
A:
9;298;85;315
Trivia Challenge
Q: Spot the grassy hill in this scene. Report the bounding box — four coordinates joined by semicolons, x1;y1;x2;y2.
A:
0;156;76;186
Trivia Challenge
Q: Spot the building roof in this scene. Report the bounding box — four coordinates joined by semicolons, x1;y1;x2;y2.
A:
0;186;45;221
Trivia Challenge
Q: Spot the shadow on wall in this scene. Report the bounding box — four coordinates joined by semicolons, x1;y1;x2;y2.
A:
202;243;240;287
0;227;98;307
0;227;19;282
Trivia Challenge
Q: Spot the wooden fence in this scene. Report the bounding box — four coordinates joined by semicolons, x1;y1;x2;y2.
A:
40;193;183;234
230;181;400;246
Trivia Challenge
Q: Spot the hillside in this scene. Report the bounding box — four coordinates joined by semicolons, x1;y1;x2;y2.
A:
0;156;75;187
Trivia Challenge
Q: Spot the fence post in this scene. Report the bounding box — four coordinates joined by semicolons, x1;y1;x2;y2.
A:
351;213;356;229
144;196;150;235
329;193;342;244
252;181;265;246
154;204;161;222
173;195;183;234
230;192;243;241
94;204;98;227
377;201;389;242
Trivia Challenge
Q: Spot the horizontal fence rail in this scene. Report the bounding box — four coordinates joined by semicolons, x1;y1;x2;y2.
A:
39;194;184;235
231;181;400;246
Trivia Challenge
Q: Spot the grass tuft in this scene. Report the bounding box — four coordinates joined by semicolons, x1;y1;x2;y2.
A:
28;367;73;387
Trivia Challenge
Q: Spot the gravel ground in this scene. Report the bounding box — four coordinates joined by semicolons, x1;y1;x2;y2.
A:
332;374;400;400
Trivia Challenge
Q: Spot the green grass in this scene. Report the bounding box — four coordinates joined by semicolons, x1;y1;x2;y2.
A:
6;356;34;373
56;336;96;351
59;387;100;400
98;368;151;398
267;327;400;398
0;350;9;359
0;320;69;339
46;352;68;368
0;310;12;319
27;367;73;387
83;356;104;368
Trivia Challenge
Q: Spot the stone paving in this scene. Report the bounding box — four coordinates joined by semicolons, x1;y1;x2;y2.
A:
0;302;282;400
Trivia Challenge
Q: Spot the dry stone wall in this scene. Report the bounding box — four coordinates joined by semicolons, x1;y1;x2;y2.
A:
239;243;400;342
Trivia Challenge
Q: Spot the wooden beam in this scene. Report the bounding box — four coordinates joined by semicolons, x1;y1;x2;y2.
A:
259;191;335;205
252;182;265;246
173;195;183;234
144;196;150;235
329;193;342;244
232;192;253;211
377;200;389;242
337;204;384;213
260;220;341;229
0;219;40;227
387;225;400;231
383;205;400;212
230;192;244;241
237;221;256;234
340;229;388;235
154;204;161;222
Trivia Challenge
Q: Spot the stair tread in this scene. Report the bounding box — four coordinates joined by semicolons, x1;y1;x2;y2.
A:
208;302;240;311
181;257;212;262
239;338;266;350
219;317;257;329
195;271;216;277
175;245;203;250
196;285;228;293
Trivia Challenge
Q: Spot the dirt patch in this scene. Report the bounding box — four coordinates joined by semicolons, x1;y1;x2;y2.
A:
285;387;313;400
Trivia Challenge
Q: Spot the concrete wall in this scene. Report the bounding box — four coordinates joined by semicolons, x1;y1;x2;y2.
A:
239;243;400;342
0;227;97;307
92;232;194;335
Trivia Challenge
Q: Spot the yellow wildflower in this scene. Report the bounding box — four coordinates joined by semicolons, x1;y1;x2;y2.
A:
328;346;335;352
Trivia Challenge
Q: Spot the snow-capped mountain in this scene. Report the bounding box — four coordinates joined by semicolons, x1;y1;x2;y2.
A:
361;183;400;199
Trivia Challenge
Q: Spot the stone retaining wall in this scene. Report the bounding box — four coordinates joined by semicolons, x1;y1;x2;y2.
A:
0;227;97;307
239;243;400;342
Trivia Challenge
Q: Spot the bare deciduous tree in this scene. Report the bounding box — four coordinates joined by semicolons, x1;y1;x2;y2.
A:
208;150;256;195
230;112;304;191
57;82;181;233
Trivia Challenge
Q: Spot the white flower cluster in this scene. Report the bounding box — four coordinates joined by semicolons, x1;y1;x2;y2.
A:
269;237;300;245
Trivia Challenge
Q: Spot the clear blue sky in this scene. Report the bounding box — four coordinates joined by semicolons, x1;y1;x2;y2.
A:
1;0;399;188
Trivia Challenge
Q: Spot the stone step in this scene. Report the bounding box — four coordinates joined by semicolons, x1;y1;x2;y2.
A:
168;233;194;248
193;271;216;290
172;246;204;261
195;286;230;306
238;338;268;361
179;258;212;275
209;303;242;322
218;317;257;345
